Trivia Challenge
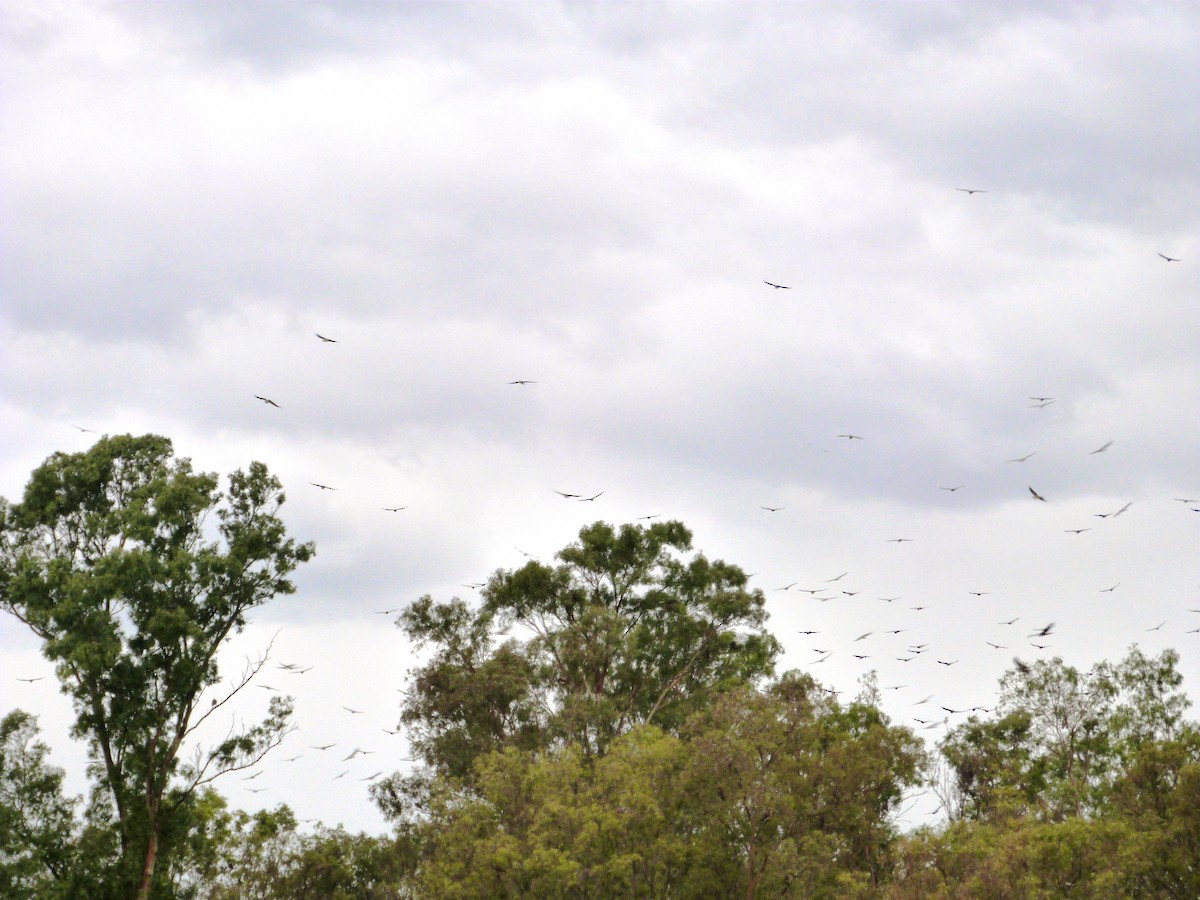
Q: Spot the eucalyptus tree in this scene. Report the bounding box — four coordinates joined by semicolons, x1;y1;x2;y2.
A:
0;434;313;900
379;519;779;793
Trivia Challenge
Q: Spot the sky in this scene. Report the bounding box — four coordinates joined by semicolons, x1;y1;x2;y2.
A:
1;1;1197;836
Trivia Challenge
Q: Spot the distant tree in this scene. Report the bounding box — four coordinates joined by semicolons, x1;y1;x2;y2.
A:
0;435;314;900
889;647;1199;899
0;710;80;897
394;520;778;781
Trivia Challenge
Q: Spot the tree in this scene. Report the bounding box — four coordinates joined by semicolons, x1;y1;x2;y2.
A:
387;520;779;787
0;434;314;900
0;710;80;897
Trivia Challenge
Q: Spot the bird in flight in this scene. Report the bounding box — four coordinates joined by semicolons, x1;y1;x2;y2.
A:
342;707;364;715
854;632;873;642
316;333;337;342
578;492;604;502
310;482;337;491
1097;501;1132;519
956;188;988;194
761;506;784;512
1029;396;1054;403
1146;621;1166;632
999;617;1019;625
1064;527;1092;534
1089;441;1114;454
940;485;965;492
310;743;335;751
937;659;959;666
383;506;408;512
1158;253;1180;262
825;572;848;583
886;538;913;543
1029;622;1055;638
986;642;1007;650
837;434;864;440
763;281;791;289
16;676;45;683
968;591;989;596
254;395;280;408
554;490;581;498
70;424;97;433
1028;399;1056;408
1010;452;1037;463
1029;487;1047;501
636;514;660;520
509;380;537;385
1100;582;1120;592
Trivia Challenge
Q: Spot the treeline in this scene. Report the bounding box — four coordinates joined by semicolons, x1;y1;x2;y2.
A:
2;436;1196;898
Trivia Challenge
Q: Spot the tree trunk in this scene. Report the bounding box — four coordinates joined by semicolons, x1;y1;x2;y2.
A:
135;823;159;900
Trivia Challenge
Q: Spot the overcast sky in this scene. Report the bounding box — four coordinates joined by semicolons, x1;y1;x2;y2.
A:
2;1;1197;835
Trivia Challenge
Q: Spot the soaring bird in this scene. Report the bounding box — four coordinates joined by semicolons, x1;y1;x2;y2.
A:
1158;253;1180;262
16;676;45;683
1010;452;1037;463
509;380;537;385
1100;582;1120;592
1029;396;1054;403
886;538;913;543
383;506;408;512
763;281;791;289
956;188;988;194
70;424;97;433
1089;441;1114;454
578;491;604;502
761;506;784;512
310;482;337;491
1029;399;1056;408
825;572;849;582
254;395;280;408
316;333;337;342
1065;527;1092;534
554;490;581;498
837;434;864;440
1030;622;1055;638
940;485;965;492
1029;487;1047;501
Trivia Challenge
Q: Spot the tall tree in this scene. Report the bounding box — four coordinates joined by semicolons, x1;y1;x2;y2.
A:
382;519;780;790
0;435;313;900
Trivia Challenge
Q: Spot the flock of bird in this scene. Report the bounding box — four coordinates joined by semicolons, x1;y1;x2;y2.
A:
12;190;1196;829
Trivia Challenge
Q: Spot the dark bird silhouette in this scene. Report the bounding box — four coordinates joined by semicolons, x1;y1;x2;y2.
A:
1100;582;1120;592
999;617;1019;625
1146;621;1166;632
1029;399;1057;408
763;281;791;289
761;506;784;512
16;676;45;683
956;188;988;194
316;333;337;342
383;506;407;512
310;743;335;751
343;707;364;715
1010;452;1037;463
255;395;280;408
825;572;848;583
1030;622;1055;638
509;380;537;385
1158;253;1180;262
1089;441;1114;454
70;424;97;433
969;591;989;596
837;434;864;440
310;482;337;491
937;659;959;666
1065;528;1092;534
1029;487;1047;501
986;642;1007;649
578;492;604;502
554;490;581;498
1029;396;1054;403
886;538;913;543
940;485;965;492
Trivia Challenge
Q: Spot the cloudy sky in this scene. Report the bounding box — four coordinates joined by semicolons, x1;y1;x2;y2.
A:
2;1;1197;835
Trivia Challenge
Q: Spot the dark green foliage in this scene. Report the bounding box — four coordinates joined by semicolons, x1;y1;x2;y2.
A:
0;435;313;899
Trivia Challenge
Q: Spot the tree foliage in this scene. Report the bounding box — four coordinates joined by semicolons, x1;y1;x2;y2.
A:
0;434;313;899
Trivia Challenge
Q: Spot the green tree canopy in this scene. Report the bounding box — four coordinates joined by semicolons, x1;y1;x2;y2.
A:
382;519;780;789
0;434;313;900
